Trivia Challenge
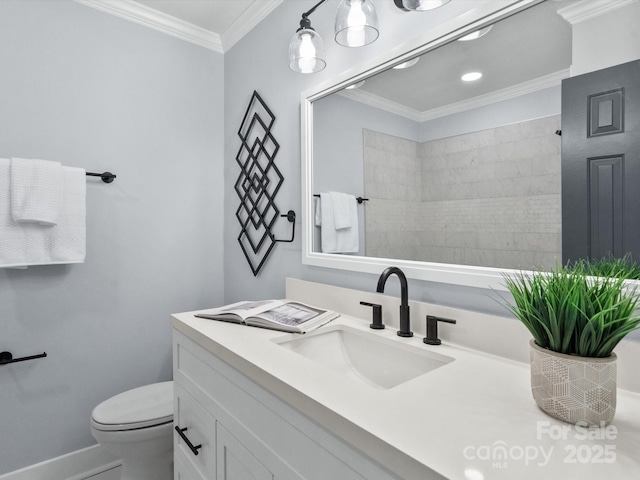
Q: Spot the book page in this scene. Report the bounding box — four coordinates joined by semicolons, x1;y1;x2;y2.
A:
226;300;276;315
252;302;323;326
210;300;283;320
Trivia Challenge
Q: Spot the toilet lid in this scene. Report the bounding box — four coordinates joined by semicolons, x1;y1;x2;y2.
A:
91;381;173;431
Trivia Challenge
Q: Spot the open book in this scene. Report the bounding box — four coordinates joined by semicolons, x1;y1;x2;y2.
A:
194;300;339;334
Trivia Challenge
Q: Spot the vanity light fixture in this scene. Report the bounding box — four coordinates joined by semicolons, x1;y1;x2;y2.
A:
289;0;328;74
335;0;379;47
393;0;451;11
290;0;381;74
461;71;483;82
458;25;493;41
393;57;420;69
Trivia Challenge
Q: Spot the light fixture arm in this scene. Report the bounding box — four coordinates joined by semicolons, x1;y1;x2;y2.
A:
299;0;328;30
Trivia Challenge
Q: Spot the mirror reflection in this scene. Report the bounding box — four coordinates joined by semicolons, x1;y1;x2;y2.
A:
312;0;573;271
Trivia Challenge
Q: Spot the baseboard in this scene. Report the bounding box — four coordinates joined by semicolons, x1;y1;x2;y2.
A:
0;444;121;480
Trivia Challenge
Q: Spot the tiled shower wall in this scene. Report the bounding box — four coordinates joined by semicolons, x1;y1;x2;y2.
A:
363;129;423;260
363;115;562;270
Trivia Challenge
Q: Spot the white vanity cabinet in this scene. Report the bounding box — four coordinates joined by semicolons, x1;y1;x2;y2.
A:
174;382;274;480
174;382;216;480
172;329;399;480
216;423;275;480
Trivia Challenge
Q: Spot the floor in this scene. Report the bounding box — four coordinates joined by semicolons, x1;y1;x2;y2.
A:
84;466;121;480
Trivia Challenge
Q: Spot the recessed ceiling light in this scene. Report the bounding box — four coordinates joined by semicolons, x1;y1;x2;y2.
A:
393;57;420;69
461;72;482;82
345;80;365;90
458;25;493;41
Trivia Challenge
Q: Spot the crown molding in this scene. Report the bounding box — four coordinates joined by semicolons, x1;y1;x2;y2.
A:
221;1;282;52
75;0;223;52
76;0;282;53
338;89;423;122
418;68;570;121
339;69;569;123
558;0;638;25
75;0;282;53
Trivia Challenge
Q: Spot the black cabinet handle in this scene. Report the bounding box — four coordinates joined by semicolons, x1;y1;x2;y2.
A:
174;426;202;456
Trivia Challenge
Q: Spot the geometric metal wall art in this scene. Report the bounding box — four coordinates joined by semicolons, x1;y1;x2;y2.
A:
235;91;295;276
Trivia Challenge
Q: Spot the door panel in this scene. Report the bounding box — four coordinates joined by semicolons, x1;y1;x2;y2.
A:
175;383;217;479
588;155;624;257
217;423;274;480
562;59;640;262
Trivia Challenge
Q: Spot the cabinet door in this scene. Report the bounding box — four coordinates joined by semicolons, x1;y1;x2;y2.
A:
175;383;217;480
217;423;275;480
175;450;207;480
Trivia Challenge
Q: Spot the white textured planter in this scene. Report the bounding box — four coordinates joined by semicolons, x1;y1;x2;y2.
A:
530;339;617;426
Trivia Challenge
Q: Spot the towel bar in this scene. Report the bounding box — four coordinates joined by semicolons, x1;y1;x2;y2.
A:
86;171;116;183
313;194;369;204
0;351;47;366
272;210;296;243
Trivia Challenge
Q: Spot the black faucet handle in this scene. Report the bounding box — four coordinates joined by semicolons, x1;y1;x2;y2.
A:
424;315;457;345
360;301;384;330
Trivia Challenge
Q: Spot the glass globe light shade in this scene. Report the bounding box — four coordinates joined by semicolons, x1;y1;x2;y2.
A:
289;27;326;74
335;0;379;48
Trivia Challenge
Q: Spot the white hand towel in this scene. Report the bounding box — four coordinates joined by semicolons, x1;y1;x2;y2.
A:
50;166;86;264
0;160;86;267
10;157;63;225
319;193;359;254
314;196;322;227
330;191;353;230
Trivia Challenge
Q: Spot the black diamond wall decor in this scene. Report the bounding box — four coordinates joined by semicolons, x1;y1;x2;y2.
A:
235;91;284;276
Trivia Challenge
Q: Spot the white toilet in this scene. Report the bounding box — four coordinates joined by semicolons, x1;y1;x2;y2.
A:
90;381;174;480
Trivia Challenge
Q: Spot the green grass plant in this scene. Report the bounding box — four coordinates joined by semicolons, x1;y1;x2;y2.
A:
503;263;640;358
568;253;640;280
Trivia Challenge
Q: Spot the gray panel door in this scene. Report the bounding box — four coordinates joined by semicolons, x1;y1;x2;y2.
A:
561;59;640;263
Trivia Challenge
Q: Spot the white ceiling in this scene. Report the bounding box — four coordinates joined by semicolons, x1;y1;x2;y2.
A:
354;0;574;114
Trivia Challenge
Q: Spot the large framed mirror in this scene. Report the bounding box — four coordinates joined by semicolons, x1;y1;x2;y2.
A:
302;0;639;290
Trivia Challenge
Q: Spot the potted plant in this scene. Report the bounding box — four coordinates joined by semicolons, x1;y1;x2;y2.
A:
503;260;640;426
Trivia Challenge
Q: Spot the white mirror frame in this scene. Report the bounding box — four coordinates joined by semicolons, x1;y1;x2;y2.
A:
301;0;544;291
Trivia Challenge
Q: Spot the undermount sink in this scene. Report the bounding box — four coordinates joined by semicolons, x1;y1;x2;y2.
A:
274;325;454;390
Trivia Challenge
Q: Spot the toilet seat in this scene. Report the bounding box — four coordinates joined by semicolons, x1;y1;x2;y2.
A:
91;381;173;432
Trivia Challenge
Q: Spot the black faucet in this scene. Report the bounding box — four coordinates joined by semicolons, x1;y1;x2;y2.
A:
360;301;384;329
424;315;457;345
376;266;413;337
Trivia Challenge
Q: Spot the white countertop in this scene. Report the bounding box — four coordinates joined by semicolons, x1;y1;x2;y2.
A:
172;309;640;480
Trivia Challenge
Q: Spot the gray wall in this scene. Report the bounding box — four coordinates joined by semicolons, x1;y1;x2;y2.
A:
0;0;224;474
313;93;420;256
314;93;421;192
